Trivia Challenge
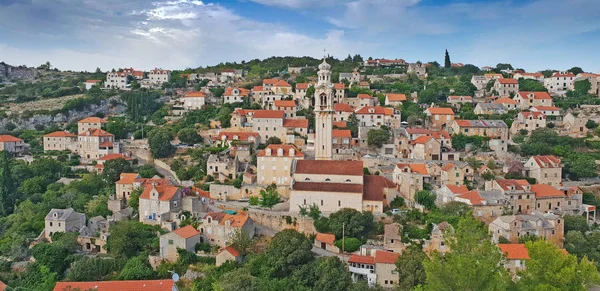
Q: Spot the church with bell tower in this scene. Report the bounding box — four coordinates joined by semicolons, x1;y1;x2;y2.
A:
314;57;334;160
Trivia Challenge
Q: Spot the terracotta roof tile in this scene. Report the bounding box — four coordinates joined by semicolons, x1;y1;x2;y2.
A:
263;78;278;85
252;86;265;91
79;117;107;124
355;106;392;115
410;136;434;145
275;80;292;87
494;97;519;105
79;128;113;137
333;129;352;138
253;110;285;119
531;184;565;198
396;163;429;175
442;163;456;171
457;190;485;205
363;175;395;201
334;83;345;90
497;78;518;84
333;121;347;128
426;107;455;115
224;245;240;257
283;119;308;128
357;93;372;99
386;93;407;102
532;155;561;168
315;232;336;245
296;83;310;89
375;250;401;264
292;182;363;193
116;173;140;184
519;91;552;100
212;132;259;141
446;185;469;194
140;184;180;201
334;103;354;112
173;225;200;239
295;160;363;176
349;254;375;264
44;131;76;138
274;100;296;107
224;87;250;96
257;144;304;157
498;244;530;260
98;153;130;161
184;91;206;98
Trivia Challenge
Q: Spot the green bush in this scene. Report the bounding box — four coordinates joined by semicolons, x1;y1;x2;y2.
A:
334;238;362;253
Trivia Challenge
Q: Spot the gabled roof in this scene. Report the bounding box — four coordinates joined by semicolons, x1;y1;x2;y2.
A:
375;250;401;264
334;103;354;112
498;244;530;260
410;135;434;145
140;184;180;201
551;72;576;78
203;212;250;227
98;153;131;161
386;93;407;102
531;184;565;198
334;83;345;90
223;245;240;257
183;91;206;98
333;121;347;128
116;173;140;184
530;106;560;111
426;107;454;115
521;111;545;119
224;87;250;96
445;185;469;194
274;100;296;107
79;128;113;137
296;83;310;89
315;232;336;245
257;144;304;157
531;155;561;168
448;95;473;101
274;80;292;87
253;110;285;119
453;120;508;128
363;175;396;201
262;78;278;85
79;117;107;124
497;78;518;84
519;91;552;100
485;73;503;78
496;179;530;191
494;97;519;105
333;129;352;138
349;254;375;264
295;160;364;176
212;132;259;141
283;119;308;128
396;163;429;175
53;280;174;291
252;85;265;91
357;93;372;99
441;163;456;171
355;106;393;116
457;190;485;206
44;131;76;138
173;225;200;239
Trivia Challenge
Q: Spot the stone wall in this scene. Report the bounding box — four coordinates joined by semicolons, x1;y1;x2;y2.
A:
248;209;316;235
0;62;36;80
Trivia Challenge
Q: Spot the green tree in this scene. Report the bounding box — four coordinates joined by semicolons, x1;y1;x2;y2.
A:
444;49;451;68
564;215;590;233
102;158;133;183
586;120;597;129
65;257;126;281
327;208;374;239
31;241;73;277
347;113;359;138
117;256;155;280
148;128;176;158
564;230;600;268
293;256;353;290
516;240;599;291
178;128;202;145
305;86;315;99
265;136;282;145
390;196;405;208
395;244;427;291
259;185;280;209
415;190;436;210
568;66;584;75
423;215;511;291
333;238;362;253
367;128;390;148
574;79;591;95
230;229;254;256
0;152;16;215
128;187;142;210
518;78;547;92
106;221;159;258
255;229;313;277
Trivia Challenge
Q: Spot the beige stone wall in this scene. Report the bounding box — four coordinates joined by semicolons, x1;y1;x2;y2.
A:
529;167;561;186
116;183;135;201
293;173;362;184
289;190;362;213
44;136;76;152
376;263;399;288
257;154;302;186
535;197;566;213
248;210;316;234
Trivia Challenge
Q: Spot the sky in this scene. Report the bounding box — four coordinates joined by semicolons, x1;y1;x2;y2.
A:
1;0;600;72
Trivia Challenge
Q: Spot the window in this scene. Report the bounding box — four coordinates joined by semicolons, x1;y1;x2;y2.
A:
49;222;53;227
338;201;341;206
168;239;174;245
305;178;310;181
321;200;323;206
325;178;331;182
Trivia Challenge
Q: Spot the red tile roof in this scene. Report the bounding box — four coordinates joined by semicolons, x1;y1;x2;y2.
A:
496;179;529;191
426;107;454;115
333;129;352;138
257;144;304;157
44;131;76;138
184;91;206;98
521;111;546;119
448;95;473;101
79;128;113;137
140;184;180;201
283;119;308;128
315;232;336;245
334;103;354;112
442;163;456;171
519;91;552;100
357;93;372;99
386;93;407;102
446;185;469;194
355;106;392;115
293;182;363;193
274;100;296;107
333;121;347;128
532;155;561;168
224;245;240;257
531;184;565;198
79;117;107;124
334;83;345;90
212;132;259;141
498;244;530;260
53;280;174;291
295;160;363;176
203;212;250;227
133;71;144;77
296;83;310;89
275;80;292;87
497;78;518;84
349;254;375;264
410;136;434;145
224;87;250;96
253;110;285;119
252;86;265;91
116;173;140;184
98;141;115;148
531;106;560;111
173;225;200;239
375;250;401;264
363;175;396;201
552;72;576;78
494;97;519;105
457;190;485;206
263;78;278;85
396;163;429;175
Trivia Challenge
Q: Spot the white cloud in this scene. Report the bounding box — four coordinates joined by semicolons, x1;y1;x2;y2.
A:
249;0;342;9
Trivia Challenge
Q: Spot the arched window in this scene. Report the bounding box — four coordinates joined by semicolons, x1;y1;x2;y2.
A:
345;179;351;183
325;178;331;182
305;178;311;181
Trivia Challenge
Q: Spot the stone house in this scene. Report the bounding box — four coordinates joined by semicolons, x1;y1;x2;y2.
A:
78;117;107;134
115;173;142;201
447;95;473;105
348;251;401;288
493;78;519;96
531;184;566;213
489;212;564;247
450;120;509;141
544;72;576;95
207;154;238;183
440;163;473;186
314;232;339;253
471;75;487;91
510;111;546;134
211;131;260;149
200;212;255;247
0;135;26;156
384;93;407;107
529;106;561;117
424;107;455;130
145;68;171;88
333;103;354;123
513;91;553;110
498;243;530;276
383;223;404;253
355;106;401;128
104;71;128;89
409;136;441;160
273;100;297;118
257;144;304;187
78;129;120;163
43;131;77;152
216;246;241;266
159;225;201;261
561;113;588;136
493;97;520;111
44;208;86;241
393;163;431;204
474;103;508;115
525;155;562;186
223;87;250;104
423;221;453;256
180;91;206;111
138;183;182;230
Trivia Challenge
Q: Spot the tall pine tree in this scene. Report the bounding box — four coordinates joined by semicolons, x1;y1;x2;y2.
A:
0;151;15;216
444;49;451;68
